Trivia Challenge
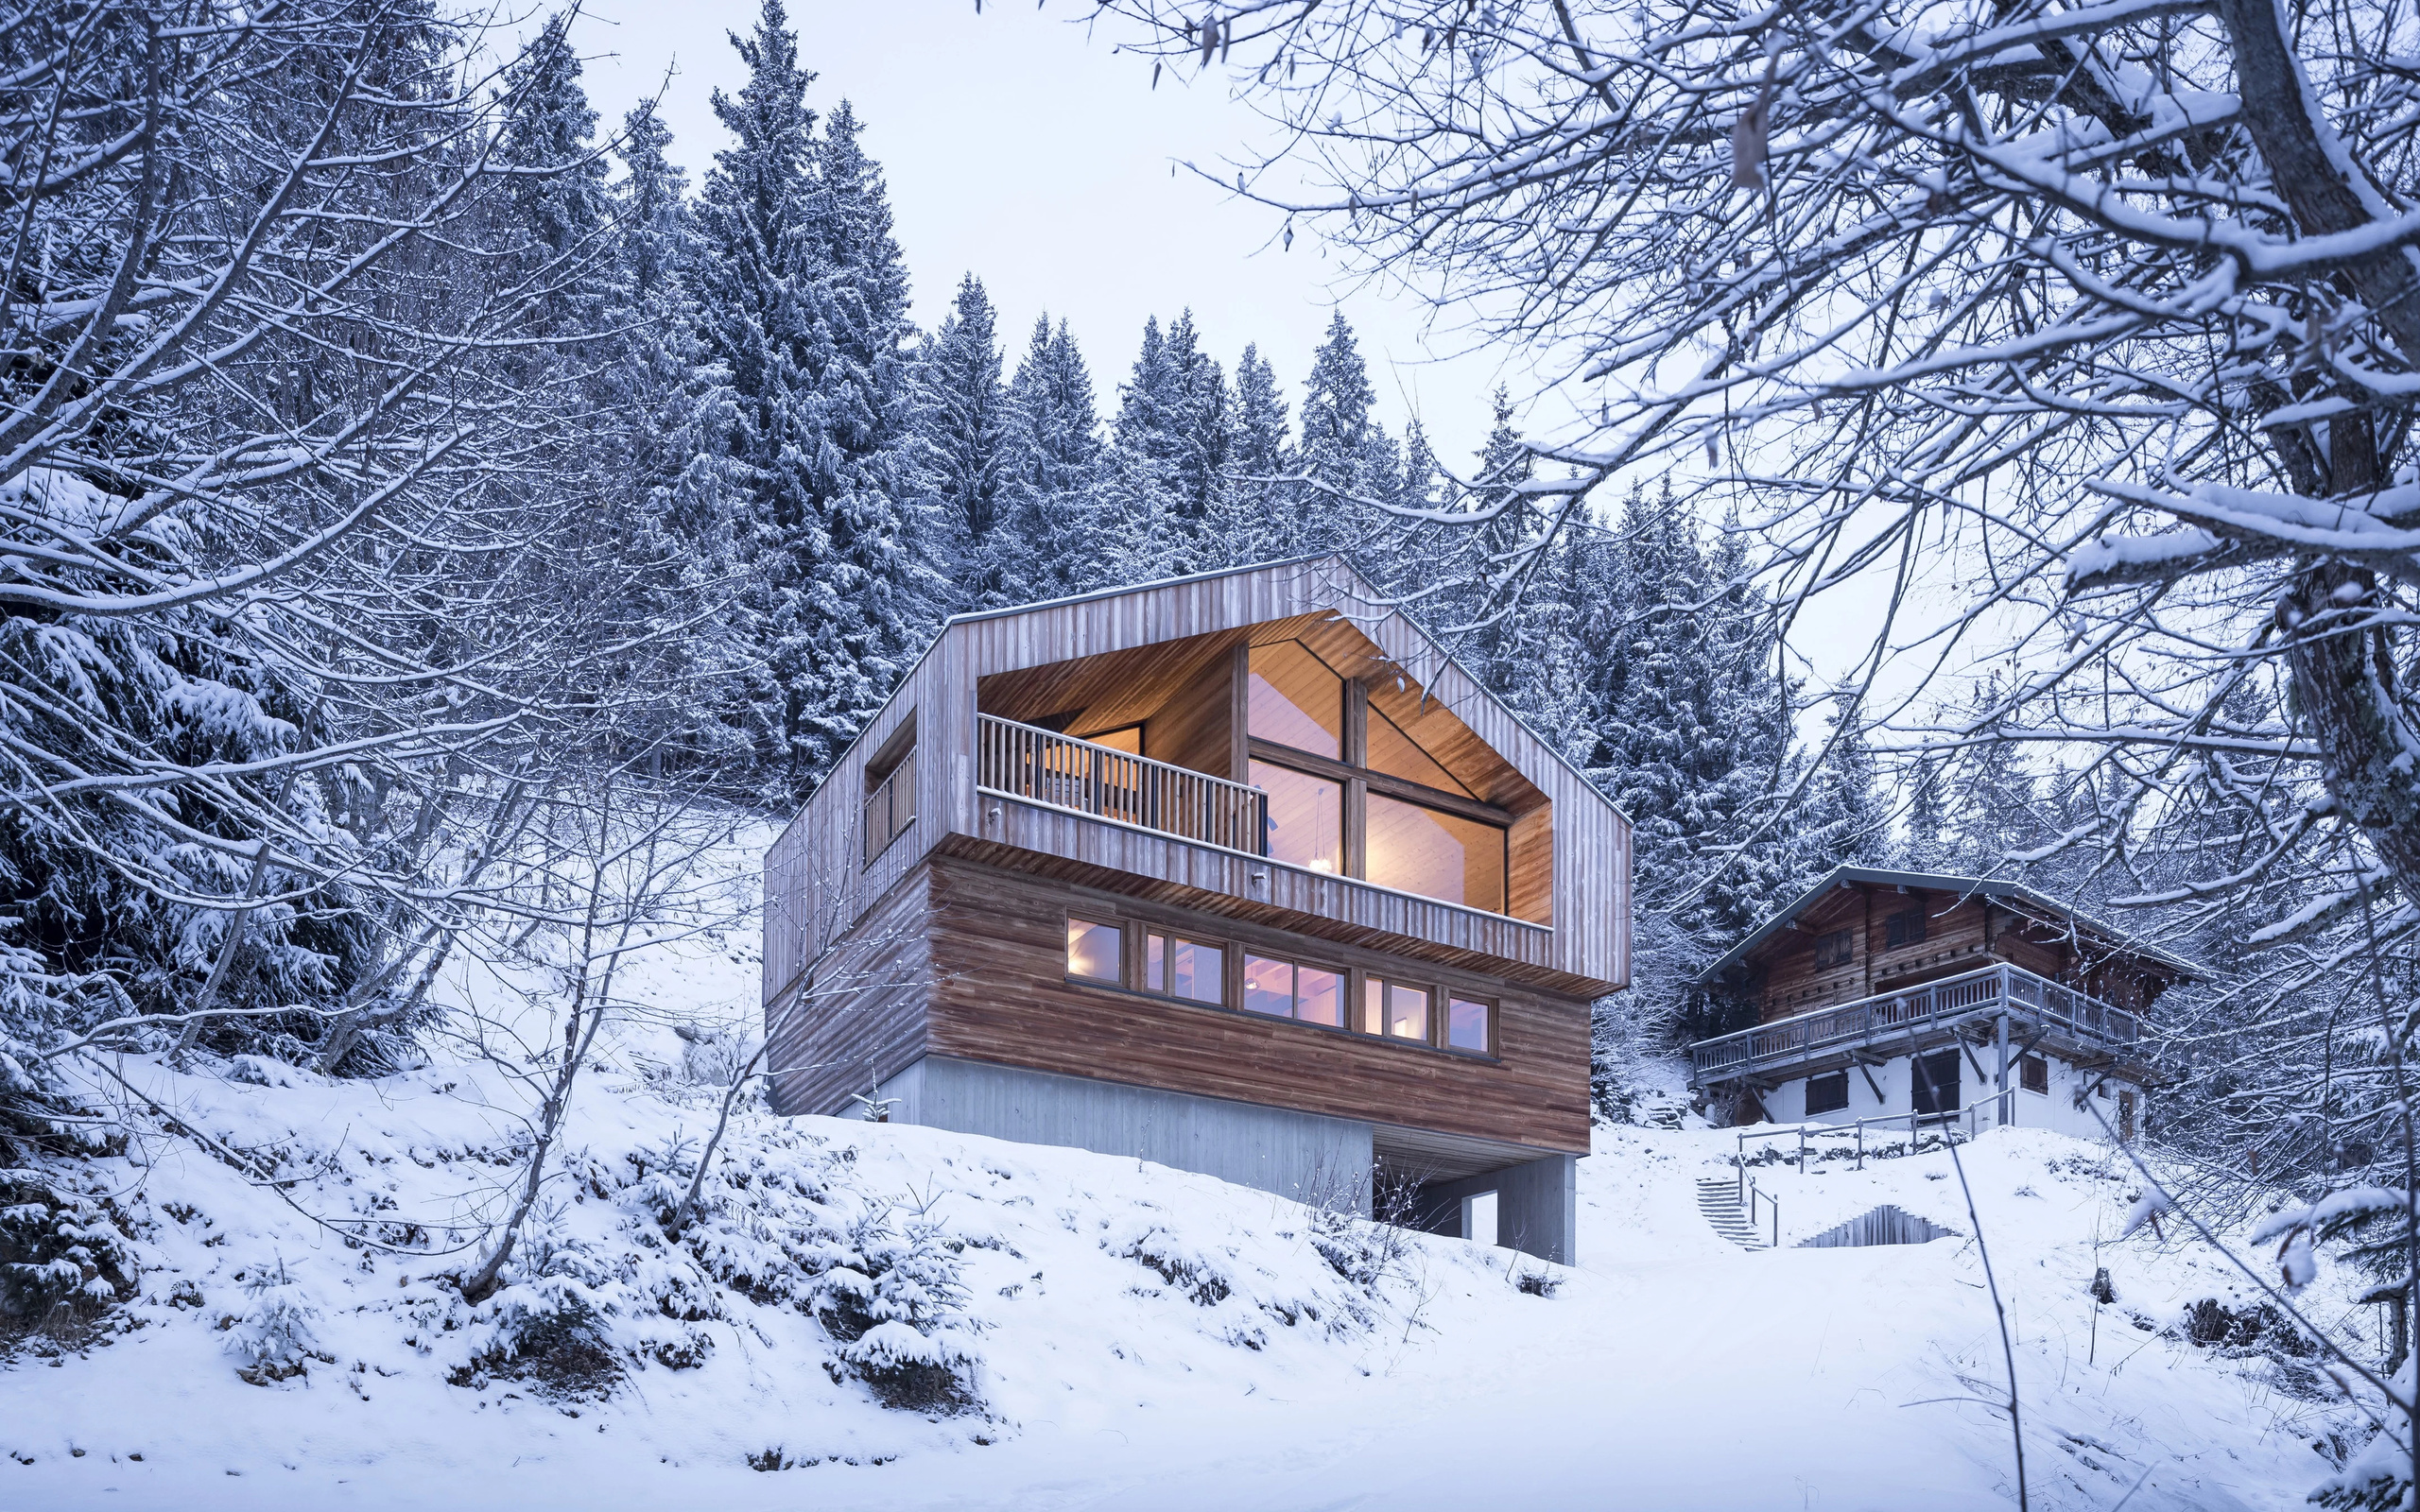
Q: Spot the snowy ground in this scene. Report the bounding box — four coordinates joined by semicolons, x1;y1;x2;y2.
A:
0;847;2374;1510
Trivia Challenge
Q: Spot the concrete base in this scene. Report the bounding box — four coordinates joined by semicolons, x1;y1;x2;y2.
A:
1409;1153;1578;1266
873;1056;1374;1214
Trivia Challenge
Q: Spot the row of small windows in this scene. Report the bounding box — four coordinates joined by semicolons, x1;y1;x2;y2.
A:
1801;1051;2056;1116
1065;916;1494;1055
1808;908;1931;971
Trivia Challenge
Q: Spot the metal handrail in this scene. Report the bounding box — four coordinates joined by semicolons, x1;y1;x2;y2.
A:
1741;1174;1781;1246
1734;1086;2017;1172
976;714;1268;853
1689;962;2140;1077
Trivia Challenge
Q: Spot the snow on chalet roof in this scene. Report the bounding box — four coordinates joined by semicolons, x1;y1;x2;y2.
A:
1694;865;2209;986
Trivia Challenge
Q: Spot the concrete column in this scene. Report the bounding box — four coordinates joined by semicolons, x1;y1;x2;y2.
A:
1413;1154;1577;1266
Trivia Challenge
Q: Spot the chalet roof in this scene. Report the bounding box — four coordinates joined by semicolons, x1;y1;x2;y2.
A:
1693;865;2209;986
940;552;1340;627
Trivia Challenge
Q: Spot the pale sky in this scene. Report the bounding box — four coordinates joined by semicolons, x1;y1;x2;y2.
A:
555;0;1529;467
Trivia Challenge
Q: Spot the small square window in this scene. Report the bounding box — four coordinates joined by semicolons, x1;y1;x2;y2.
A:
1812;928;1853;971
1886;908;1927;951
1360;976;1432;1041
1066;918;1120;983
2021;1055;2048;1094
1243;956;1345;1025
1447;996;1492;1053
1243;954;1293;1018
1806;1071;1850;1116
1146;932;1224;1005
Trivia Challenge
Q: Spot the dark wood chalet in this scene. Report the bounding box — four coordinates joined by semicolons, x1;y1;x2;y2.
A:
760;557;1631;1264
1689;867;2204;1140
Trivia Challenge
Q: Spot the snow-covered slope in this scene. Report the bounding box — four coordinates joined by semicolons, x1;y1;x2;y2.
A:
0;849;2372;1510
3;1078;2364;1511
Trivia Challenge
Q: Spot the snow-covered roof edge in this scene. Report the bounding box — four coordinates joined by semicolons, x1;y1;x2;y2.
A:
1692;865;2209;986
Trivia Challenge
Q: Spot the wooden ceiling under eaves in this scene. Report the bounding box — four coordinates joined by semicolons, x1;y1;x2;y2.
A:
973;610;1543;814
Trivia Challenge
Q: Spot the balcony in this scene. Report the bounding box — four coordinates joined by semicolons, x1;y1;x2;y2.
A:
976;714;1265;854
969;713;1562;952
1689;963;2140;1083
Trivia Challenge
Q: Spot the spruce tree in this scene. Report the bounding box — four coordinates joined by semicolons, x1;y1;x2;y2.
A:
1105;316;1194;581
1292;311;1398;561
693;0;928;793
914;274;1012;609
1201;342;1289;565
999;316;1108;600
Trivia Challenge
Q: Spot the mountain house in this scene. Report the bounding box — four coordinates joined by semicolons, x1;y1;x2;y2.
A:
759;558;1631;1264
1689;868;2204;1139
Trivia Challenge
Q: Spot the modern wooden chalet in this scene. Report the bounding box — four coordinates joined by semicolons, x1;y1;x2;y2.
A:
1689;867;2203;1140
760;558;1631;1264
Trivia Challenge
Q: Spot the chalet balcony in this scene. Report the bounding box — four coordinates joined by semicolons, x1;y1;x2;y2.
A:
1688;963;2141;1084
976;714;1267;856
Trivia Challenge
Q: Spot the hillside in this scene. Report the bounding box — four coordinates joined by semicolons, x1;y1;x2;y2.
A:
0;1033;2373;1511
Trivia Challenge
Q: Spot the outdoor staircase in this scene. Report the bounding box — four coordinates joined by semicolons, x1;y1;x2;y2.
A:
1696;1177;1769;1250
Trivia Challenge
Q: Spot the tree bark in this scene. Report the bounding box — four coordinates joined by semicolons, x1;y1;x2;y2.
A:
2216;0;2420;901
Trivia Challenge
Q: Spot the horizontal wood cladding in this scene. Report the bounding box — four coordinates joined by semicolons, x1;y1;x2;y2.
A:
940;816;1608;999
765;869;935;1119
922;855;1593;1157
1745;883;2177;1023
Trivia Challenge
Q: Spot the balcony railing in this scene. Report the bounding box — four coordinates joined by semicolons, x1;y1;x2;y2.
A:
1689;963;2140;1080
976;714;1267;853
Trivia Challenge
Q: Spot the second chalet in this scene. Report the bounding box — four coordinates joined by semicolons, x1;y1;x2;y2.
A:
1688;867;2204;1141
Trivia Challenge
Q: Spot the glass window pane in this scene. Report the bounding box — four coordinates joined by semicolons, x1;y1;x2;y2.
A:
1251;760;1344;873
1360;976;1385;1035
1067;919;1120;982
1247;643;1342;758
1447;996;1491;1052
1388;983;1429;1040
1169;938;1224;1004
1243;954;1293;1017
1367;708;1473;797
1146;932;1167;992
1364;793;1506;911
1297;967;1343;1027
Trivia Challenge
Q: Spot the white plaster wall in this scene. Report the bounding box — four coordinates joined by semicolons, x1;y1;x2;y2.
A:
1767;1050;2138;1143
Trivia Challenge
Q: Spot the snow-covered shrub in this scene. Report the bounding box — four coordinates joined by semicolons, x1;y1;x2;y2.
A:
1108;1219;1235;1306
466;1283;624;1397
0;1171;135;1347
222;1258;323;1385
672;1022;751;1086
1305;1205;1400;1295
814;1206;978;1412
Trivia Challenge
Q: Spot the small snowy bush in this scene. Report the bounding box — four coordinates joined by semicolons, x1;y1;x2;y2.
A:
814;1206;978;1412
1108;1219;1235;1306
0;1172;134;1348
223;1258;323;1385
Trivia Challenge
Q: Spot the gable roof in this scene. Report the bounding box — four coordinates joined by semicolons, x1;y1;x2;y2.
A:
1695;865;2208;985
827;553;1628;828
